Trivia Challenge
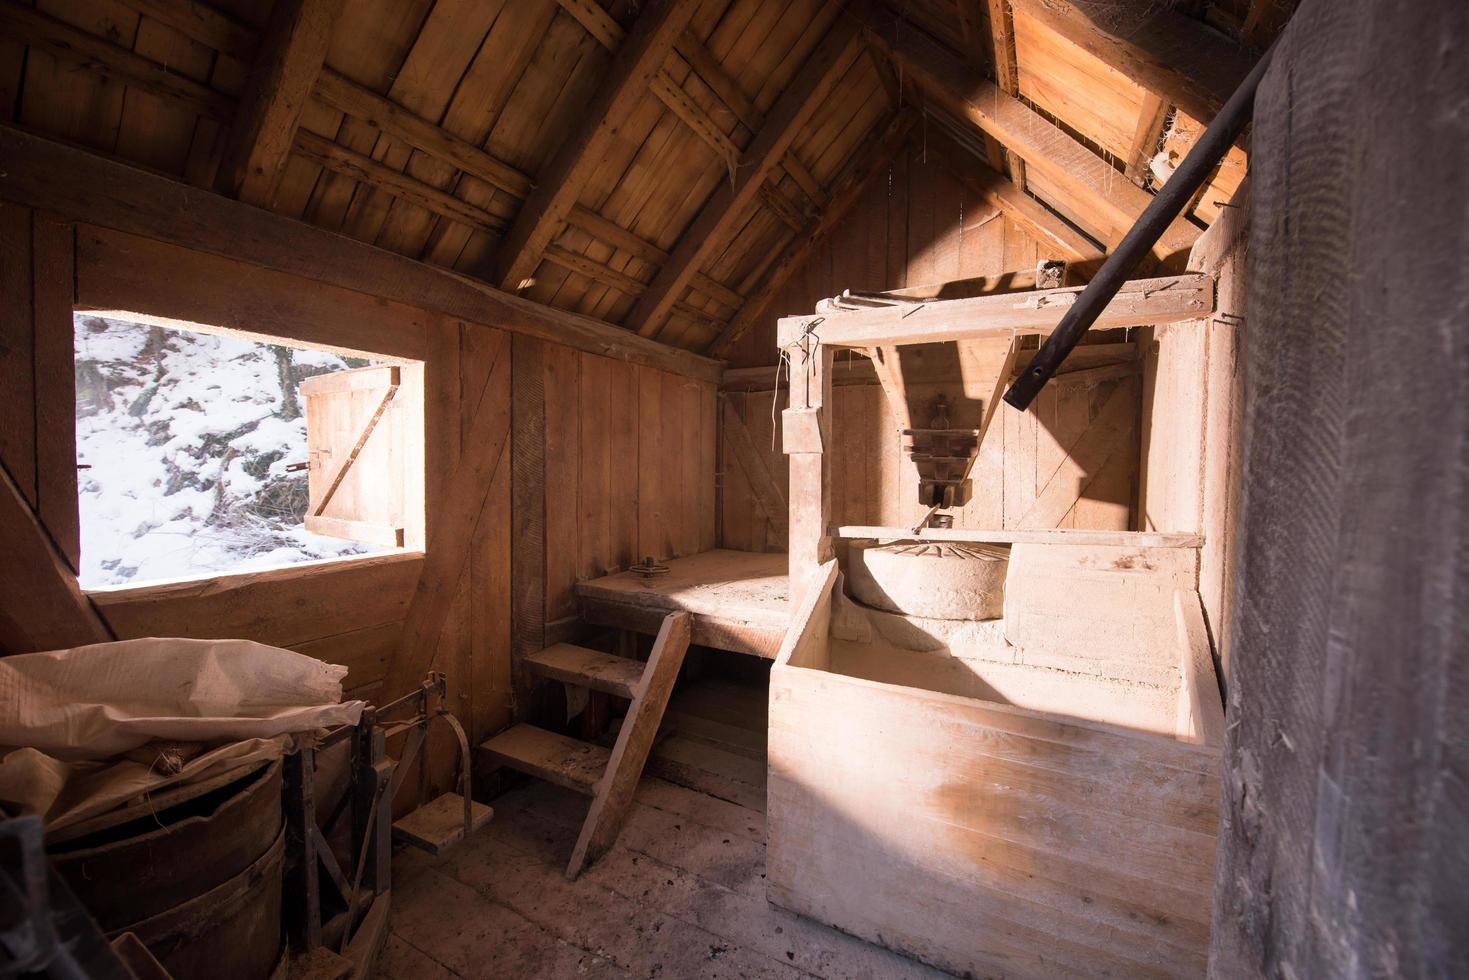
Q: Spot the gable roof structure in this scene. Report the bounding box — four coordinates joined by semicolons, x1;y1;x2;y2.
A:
0;0;1290;358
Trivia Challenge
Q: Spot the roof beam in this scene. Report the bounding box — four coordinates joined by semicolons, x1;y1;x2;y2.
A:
708;110;917;357
777;272;1215;349
860;10;1200;260
0;0;232;120
982;0;1027;188
215;0;343;207
494;0;698;292
1008;0;1257;127
923;133;1104;265
631;15;864;339
0;125;720;381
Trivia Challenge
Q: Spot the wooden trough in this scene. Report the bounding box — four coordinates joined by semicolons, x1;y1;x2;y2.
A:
767;545;1225;979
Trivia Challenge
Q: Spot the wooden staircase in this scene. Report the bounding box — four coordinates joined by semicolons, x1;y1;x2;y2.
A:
479;611;693;879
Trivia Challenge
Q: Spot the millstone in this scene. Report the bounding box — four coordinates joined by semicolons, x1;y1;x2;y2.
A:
847;540;1010;621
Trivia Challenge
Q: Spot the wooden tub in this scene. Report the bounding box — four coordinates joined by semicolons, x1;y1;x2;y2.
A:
767;546;1224;979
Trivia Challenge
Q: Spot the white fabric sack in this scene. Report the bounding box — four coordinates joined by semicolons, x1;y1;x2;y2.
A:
0;637;363;760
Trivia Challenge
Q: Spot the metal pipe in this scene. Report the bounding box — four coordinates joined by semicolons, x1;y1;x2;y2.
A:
1003;43;1275;411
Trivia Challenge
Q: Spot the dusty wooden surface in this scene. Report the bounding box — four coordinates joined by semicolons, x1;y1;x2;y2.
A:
1209;0;1469;975
575;550;789;659
382;670;947;979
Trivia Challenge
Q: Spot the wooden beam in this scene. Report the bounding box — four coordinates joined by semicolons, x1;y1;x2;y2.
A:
931;138;1105;264
831;526;1203;548
0;0;232;120
779;273;1214;348
1125;91;1172;186
649;71;740;175
720;398;788;535
0;126;721;381
312;69;533;199
542;244;647;298
0;459;112;655
707;110;917;356
861;10;1200;258
1175;589;1225;745
215;0;343;206
983;0;1027;189
292;130;505;235
630;16;863;338
1008;0;1258;128
494;0;697;292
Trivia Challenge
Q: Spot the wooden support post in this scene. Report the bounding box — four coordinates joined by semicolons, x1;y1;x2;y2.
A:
215;0;344;206
784;340;833;609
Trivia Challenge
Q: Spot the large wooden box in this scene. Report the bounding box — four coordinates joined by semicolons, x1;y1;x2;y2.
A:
768;548;1223;979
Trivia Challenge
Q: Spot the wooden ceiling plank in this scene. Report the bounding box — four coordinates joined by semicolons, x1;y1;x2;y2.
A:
861;10;1199;259
292;129;505;235
630;15;864;339
1008;0;1258;127
215;0;345;207
115;0;258;62
0;0;232;121
0;125;721;380
709;109;917;357
312;68;533;199
494;0;698;292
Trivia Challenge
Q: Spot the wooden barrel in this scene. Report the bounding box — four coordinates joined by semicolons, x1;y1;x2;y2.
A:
50;758;285;980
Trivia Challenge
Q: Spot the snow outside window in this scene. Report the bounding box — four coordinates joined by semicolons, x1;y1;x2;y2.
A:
75;314;424;589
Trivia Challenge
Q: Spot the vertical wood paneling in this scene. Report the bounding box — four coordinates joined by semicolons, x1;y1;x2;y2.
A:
636;365;663;560
0;204;36;506
577;351;611;580
543;342;580;621
608;360;640;570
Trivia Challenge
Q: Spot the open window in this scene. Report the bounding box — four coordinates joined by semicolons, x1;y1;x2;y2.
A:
301;364;424;549
74;314;424;589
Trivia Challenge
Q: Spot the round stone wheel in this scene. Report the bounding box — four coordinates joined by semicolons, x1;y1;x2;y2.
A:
847;540;1011;621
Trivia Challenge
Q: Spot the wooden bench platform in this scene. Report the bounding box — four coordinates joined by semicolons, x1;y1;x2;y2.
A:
575;549;790;658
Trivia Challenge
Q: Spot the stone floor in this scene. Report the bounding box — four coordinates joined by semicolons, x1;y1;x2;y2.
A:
378;674;949;979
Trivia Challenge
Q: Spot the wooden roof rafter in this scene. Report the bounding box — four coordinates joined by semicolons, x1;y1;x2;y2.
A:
215;0;344;207
492;0;699;293
628;13;866;341
708;108;918;356
857;5;1200;260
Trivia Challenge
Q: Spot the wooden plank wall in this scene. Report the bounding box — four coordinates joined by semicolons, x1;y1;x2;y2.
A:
541;345;718;629
0;203;707;785
719;144;1137;550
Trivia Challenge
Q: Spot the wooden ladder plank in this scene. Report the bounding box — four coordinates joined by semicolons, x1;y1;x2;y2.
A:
478;724;609;796
566;611;693;878
525;643;645;699
391;792;495;855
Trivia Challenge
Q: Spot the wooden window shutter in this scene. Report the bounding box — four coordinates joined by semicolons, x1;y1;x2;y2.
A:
301;364;424;548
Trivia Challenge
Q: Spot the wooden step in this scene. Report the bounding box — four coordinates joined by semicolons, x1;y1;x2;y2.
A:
525;643;645;698
478;724;609;796
392;792;494;856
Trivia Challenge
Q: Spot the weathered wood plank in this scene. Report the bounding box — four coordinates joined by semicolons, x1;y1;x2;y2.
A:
494;0;698;292
781;274;1214;348
630;16;863;338
567;610;692;878
215;0;343;205
0;126;721;381
0;459;112;654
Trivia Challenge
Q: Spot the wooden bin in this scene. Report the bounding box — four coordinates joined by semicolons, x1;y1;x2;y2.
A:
767;552;1224;979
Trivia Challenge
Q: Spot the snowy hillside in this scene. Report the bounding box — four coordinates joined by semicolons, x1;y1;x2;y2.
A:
74;315;390;588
